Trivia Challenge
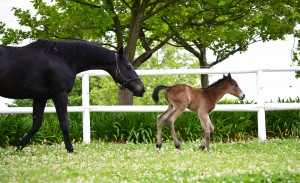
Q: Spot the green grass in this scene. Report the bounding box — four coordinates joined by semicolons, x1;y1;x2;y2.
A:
0;139;299;182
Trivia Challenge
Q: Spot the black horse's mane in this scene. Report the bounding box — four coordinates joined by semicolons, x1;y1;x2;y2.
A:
26;39;114;62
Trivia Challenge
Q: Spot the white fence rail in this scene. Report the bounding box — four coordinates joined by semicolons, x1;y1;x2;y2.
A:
1;67;300;143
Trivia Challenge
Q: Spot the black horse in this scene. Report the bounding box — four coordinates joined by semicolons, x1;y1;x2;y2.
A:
0;39;145;152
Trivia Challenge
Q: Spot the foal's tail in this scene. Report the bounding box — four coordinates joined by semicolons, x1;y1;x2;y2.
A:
152;85;169;103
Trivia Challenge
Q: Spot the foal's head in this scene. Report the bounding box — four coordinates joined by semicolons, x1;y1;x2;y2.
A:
223;73;245;100
111;47;145;97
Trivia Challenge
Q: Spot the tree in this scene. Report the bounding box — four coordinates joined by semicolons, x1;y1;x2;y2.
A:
1;0;299;101
0;0;178;105
161;0;300;87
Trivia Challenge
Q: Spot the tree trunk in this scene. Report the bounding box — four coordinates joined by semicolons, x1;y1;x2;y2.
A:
199;47;209;88
116;1;146;105
117;89;133;105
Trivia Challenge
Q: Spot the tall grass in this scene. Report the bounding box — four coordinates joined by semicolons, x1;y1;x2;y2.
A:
1;99;300;147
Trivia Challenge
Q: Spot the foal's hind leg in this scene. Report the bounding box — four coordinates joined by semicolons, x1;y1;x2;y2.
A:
165;107;185;149
198;112;213;152
17;99;47;151
156;105;173;150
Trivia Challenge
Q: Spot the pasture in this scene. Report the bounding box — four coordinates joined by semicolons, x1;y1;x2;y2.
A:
1;139;299;182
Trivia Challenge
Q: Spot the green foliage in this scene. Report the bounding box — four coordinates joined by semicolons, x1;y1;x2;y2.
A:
0;114;32;147
266;110;300;138
1;98;300;148
2;0;299;67
161;0;300;67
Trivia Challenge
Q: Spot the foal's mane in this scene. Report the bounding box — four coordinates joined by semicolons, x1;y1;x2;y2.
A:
204;77;227;89
26;39;113;62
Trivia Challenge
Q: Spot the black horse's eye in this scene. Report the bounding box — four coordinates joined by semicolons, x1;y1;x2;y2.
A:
126;64;133;70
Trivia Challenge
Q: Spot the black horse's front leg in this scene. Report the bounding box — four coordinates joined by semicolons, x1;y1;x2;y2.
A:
17;99;47;151
53;92;74;153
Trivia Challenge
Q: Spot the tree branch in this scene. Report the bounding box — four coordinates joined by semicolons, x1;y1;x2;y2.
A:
133;32;174;67
209;39;261;67
105;0;123;48
161;16;201;58
143;0;177;21
69;0;101;8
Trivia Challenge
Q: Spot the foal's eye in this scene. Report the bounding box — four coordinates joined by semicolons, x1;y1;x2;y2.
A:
233;84;238;88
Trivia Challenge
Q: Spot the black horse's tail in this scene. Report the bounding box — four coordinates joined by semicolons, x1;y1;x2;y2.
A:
152;85;169;103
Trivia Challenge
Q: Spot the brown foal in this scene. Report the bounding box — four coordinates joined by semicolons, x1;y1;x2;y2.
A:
152;73;245;151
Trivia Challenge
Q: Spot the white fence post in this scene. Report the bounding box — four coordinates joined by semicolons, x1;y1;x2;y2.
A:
82;73;91;144
256;68;267;140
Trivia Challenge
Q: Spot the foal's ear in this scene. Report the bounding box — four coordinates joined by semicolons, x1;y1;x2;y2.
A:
118;46;124;57
227;73;232;80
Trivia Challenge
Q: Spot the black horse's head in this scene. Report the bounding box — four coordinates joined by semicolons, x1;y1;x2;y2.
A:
110;47;145;97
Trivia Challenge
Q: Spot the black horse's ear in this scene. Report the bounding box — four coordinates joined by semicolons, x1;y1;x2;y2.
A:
118;47;124;57
223;74;226;78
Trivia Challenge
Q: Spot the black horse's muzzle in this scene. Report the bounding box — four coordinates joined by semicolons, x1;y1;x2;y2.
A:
132;86;145;97
125;79;145;97
115;76;145;97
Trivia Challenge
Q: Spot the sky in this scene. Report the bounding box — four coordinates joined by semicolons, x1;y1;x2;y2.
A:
0;0;299;106
211;35;300;102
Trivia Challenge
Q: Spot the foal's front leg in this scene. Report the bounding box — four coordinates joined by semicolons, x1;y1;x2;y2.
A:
53;92;74;153
17;99;47;151
198;112;213;152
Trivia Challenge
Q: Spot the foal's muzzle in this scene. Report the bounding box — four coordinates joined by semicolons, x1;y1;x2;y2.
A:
240;93;245;100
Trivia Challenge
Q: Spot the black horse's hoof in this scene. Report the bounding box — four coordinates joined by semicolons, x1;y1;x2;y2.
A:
67;149;74;153
175;144;181;150
16;146;23;152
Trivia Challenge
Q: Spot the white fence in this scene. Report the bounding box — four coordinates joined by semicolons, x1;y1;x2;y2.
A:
1;67;300;143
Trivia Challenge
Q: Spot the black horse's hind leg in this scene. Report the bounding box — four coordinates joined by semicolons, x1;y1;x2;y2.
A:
17;99;47;151
53;92;74;153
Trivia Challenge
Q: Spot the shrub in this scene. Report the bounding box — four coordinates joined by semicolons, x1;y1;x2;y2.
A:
1;99;299;147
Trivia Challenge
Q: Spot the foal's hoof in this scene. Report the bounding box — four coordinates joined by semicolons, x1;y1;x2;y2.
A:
199;145;210;152
199;145;205;150
156;143;162;151
175;144;181;150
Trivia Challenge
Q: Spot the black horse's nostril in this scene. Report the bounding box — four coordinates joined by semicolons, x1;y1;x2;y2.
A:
133;88;145;97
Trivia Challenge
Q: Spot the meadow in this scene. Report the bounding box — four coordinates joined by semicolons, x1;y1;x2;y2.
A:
0;139;299;182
